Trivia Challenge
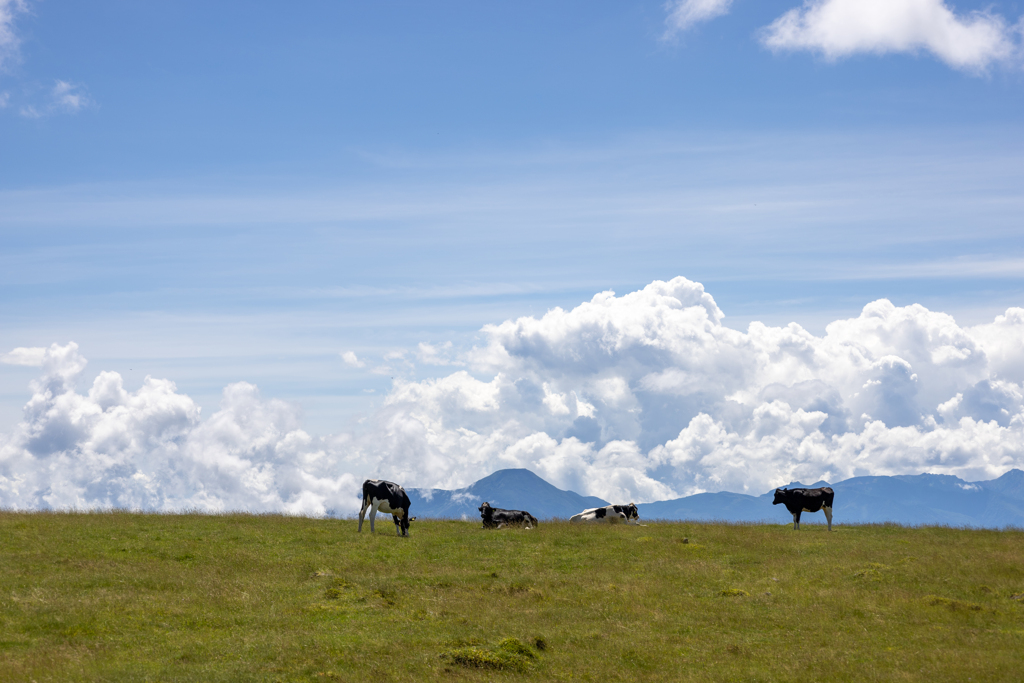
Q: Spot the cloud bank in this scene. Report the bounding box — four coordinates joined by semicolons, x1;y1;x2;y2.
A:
3;277;1024;514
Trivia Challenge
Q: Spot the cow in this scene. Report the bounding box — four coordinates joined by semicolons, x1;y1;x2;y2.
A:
569;503;642;525
478;502;538;529
772;487;834;531
359;479;413;536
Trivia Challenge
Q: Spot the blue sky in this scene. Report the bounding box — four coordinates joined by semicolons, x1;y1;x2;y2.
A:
1;1;1024;509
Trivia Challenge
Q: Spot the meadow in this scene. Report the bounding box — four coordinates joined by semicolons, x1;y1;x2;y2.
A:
1;511;1022;682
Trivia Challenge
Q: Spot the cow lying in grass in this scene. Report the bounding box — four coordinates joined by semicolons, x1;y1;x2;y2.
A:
773;486;834;531
478;502;538;529
358;479;414;536
569;503;643;525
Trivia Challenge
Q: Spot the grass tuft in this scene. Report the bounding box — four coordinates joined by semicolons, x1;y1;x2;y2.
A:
719;588;749;597
441;638;536;672
923;595;984;611
497;636;536;659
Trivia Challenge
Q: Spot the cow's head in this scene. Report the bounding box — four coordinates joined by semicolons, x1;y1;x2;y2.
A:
772;488;788;505
394;510;414;536
478;502;493;520
626;503;639;520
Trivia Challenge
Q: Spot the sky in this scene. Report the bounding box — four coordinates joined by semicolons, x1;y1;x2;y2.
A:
1;1;1023;513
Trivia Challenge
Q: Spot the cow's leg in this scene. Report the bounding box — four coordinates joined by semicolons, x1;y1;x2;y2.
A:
393;514;402;536
368;505;378;533
792;510;801;530
358;497;370;533
823;506;833;531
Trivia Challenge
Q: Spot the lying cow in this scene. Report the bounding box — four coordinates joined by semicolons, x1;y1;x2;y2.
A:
478;502;538;529
773;487;834;531
359;479;413;536
569;503;642;525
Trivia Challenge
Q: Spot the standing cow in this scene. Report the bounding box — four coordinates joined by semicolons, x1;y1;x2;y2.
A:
773;487;834;531
359;479;413;536
478;502;538;529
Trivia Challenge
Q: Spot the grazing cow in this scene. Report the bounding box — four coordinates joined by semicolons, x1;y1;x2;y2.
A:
569;503;642;525
773;487;834;531
359;479;413;536
478;502;538;529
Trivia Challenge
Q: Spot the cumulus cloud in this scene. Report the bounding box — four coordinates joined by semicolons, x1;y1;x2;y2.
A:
2;346;47;366
664;0;733;35
761;0;1019;71
2;278;1024;512
341;351;364;368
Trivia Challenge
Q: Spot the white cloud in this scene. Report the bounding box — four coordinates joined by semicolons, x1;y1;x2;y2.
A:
17;80;91;118
2;346;46;366
664;0;733;35
341;351;364;368
415;341;462;366
0;0;28;72
51;79;86;112
762;0;1019;71
2;278;1024;511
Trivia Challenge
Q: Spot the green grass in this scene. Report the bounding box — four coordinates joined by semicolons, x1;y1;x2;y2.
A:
2;512;1023;682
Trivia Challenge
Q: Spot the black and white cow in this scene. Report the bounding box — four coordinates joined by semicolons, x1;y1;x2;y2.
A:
478;502;538;529
772;487;834;531
359;479;413;536
569;503;642;525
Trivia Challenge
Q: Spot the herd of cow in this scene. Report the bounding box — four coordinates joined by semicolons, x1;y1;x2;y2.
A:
357;478;836;537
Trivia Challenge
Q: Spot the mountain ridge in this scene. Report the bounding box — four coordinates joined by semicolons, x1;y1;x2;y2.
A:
406;468;1024;528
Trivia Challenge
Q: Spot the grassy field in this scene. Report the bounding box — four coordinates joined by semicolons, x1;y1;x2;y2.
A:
1;512;1023;682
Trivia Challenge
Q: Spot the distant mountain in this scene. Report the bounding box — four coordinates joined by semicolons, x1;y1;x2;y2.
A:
639;469;1024;528
407;467;1024;528
408;468;608;520
637;491;775;523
